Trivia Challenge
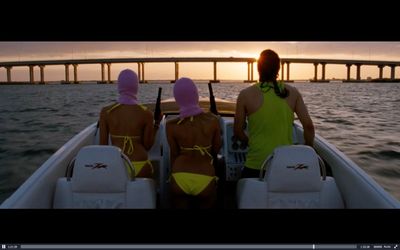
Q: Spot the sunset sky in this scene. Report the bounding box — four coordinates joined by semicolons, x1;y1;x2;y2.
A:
0;42;399;82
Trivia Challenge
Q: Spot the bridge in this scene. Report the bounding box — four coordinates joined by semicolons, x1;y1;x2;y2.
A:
0;57;399;84
280;58;400;82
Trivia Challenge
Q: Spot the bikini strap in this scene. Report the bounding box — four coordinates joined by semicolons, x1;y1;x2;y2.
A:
177;116;194;124
138;104;148;110
107;103;147;114
110;135;140;155
180;145;213;164
107;103;121;113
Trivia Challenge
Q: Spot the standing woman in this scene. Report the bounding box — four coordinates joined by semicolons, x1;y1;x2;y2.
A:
99;69;159;178
166;77;221;208
234;49;315;178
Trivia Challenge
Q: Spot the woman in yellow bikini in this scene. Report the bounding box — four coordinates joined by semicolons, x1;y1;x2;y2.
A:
166;77;221;209
99;69;159;178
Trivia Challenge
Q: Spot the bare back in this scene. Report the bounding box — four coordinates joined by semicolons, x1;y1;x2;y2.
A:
99;104;155;161
166;112;221;176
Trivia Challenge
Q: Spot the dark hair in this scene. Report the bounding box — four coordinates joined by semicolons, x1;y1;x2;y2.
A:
257;49;288;98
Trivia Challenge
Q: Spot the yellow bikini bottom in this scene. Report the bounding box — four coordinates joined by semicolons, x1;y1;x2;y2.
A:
125;160;153;178
172;172;218;196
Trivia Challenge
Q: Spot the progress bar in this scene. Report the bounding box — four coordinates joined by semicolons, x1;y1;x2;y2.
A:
0;244;397;250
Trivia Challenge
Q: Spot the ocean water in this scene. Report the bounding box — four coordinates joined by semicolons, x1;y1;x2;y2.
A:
0;82;399;203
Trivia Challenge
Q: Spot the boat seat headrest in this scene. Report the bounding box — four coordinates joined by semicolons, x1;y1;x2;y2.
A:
71;145;129;193
265;145;322;193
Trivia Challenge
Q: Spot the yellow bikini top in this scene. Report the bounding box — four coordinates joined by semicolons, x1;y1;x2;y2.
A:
177;115;213;164
106;103;147;155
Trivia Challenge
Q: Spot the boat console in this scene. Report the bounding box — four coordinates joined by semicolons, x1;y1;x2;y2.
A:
219;117;248;181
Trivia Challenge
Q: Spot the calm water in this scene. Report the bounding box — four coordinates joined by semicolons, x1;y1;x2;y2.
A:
0;82;399;203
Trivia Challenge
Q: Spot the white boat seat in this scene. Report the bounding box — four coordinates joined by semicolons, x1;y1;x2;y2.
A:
237;145;344;208
53;145;156;209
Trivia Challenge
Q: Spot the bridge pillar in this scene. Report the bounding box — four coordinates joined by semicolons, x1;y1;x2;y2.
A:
172;62;179;83
244;61;256;83
346;64;351;81
100;63;105;82
251;62;254;81
140;63;145;83
281;62;285;81
64;64;70;83
356;64;361;81
29;65;35;84
5;66;12;82
214;61;217;81
378;65;384;80
313;63;319;81
286;62;290;81
321;63;326;81
137;62;141;82
210;61;219;83
390;65;396;80
247;62;250;81
39;65;45;84
73;64;78;83
107;63;111;83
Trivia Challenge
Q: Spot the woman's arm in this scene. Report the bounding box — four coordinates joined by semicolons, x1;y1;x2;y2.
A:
166;122;180;166
212;118;222;155
143;110;156;150
294;91;315;147
234;91;249;143
99;108;109;145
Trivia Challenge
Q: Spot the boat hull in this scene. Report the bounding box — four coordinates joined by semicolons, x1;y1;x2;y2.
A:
2;100;399;208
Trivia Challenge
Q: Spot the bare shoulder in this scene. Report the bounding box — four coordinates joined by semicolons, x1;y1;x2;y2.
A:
101;103;116;111
240;84;258;95
203;112;219;121
284;83;298;93
202;113;220;126
100;103;116;115
238;84;259;102
142;108;154;118
285;84;300;97
166;117;180;126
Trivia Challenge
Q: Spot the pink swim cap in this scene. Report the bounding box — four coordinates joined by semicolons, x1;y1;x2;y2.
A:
173;77;203;119
117;69;138;105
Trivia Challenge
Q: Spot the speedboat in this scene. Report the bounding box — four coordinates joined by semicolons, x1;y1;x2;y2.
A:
1;85;399;209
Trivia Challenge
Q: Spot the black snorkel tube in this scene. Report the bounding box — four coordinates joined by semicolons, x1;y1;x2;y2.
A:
208;82;218;115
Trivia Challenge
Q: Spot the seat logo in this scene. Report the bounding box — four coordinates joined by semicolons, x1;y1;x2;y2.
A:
85;162;108;169
287;164;308;170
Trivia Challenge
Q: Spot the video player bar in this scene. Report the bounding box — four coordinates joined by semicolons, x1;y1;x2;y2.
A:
0;244;398;250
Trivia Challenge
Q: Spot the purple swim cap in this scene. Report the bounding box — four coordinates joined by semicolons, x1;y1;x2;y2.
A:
117;69;138;105
173;77;203;119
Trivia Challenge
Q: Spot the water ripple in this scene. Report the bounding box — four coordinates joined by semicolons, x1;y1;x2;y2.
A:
20;148;56;156
373;167;400;179
387;141;400;147
0;82;400;202
358;150;400;160
323;118;355;126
